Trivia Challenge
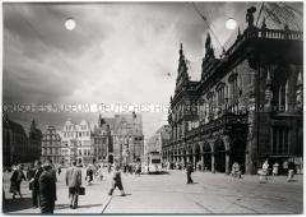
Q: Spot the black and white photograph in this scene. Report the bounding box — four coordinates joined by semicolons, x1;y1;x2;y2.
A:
2;1;304;214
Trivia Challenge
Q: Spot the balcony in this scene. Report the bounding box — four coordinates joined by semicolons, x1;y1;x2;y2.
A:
185;111;248;139
226;28;302;57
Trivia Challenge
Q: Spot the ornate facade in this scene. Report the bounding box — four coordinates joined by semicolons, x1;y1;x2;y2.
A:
60;119;93;165
111;113;144;165
164;8;303;174
41;125;62;164
46;113;144;166
92;115;112;162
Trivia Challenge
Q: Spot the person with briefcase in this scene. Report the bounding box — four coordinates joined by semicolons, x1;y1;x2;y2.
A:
66;160;82;209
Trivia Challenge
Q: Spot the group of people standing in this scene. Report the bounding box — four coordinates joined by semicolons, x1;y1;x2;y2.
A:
9;160;57;214
183;159;299;184
259;159;297;182
8;160;128;214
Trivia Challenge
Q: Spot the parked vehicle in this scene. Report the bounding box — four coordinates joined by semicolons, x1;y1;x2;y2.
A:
145;151;162;174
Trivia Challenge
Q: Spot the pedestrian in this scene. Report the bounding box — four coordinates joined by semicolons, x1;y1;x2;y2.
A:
230;162;242;181
38;161;57;214
30;161;43;208
186;163;193;184
259;159;269;183
129;164;134;175
57;166;62;176
108;165;125;196
48;159;57;182
97;165;104;181
135;162;141;177
272;162;279;183
167;161;170;171
86;165;94;185
66;160;82;209
27;163;35;181
283;161;288;175
107;163;112;173
287;161;295;182
9;164;26;199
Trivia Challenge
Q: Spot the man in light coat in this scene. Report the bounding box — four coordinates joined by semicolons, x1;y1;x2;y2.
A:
66;160;82;209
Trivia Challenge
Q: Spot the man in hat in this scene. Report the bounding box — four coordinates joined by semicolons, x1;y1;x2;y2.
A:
38;161;57;214
66;160;82;209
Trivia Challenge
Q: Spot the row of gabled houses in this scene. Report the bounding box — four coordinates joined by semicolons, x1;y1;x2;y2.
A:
3;112;144;167
42;113;144;166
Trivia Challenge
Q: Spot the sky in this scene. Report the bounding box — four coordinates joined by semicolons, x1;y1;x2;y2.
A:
4;2;299;137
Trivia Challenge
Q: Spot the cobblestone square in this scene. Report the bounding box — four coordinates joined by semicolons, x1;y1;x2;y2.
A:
3;169;303;214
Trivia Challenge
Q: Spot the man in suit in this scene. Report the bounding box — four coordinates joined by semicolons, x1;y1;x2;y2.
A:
30;161;43;208
39;161;57;214
66;160;82;209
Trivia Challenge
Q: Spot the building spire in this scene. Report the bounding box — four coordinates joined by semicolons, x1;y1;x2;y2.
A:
179;42;183;57
261;17;267;29
205;33;214;58
31;118;36;129
177;43;188;79
175;42;190;90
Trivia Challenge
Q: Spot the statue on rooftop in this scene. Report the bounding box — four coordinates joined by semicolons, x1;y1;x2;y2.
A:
246;6;257;27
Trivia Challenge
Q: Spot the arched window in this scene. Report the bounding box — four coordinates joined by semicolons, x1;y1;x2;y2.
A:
278;80;288;111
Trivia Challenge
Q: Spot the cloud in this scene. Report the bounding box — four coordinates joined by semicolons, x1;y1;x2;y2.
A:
3;2;262;136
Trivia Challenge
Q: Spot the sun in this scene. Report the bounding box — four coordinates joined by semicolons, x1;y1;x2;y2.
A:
225;18;237;30
65;18;76;31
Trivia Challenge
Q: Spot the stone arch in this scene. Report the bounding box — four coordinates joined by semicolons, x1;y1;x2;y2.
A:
214;139;226;173
203;142;212;171
230;138;247;172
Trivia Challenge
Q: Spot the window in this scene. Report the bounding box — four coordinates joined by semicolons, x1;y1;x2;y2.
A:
272;127;289;155
232;77;238;99
217;87;225;105
278;80;289;111
228;73;238;100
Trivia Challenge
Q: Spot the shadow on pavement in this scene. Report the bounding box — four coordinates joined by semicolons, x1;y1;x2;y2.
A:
146;171;170;175
78;203;102;209
55;204;70;210
3;197;33;213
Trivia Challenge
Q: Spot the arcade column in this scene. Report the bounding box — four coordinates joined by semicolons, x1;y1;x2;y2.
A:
225;153;230;174
211;153;215;173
